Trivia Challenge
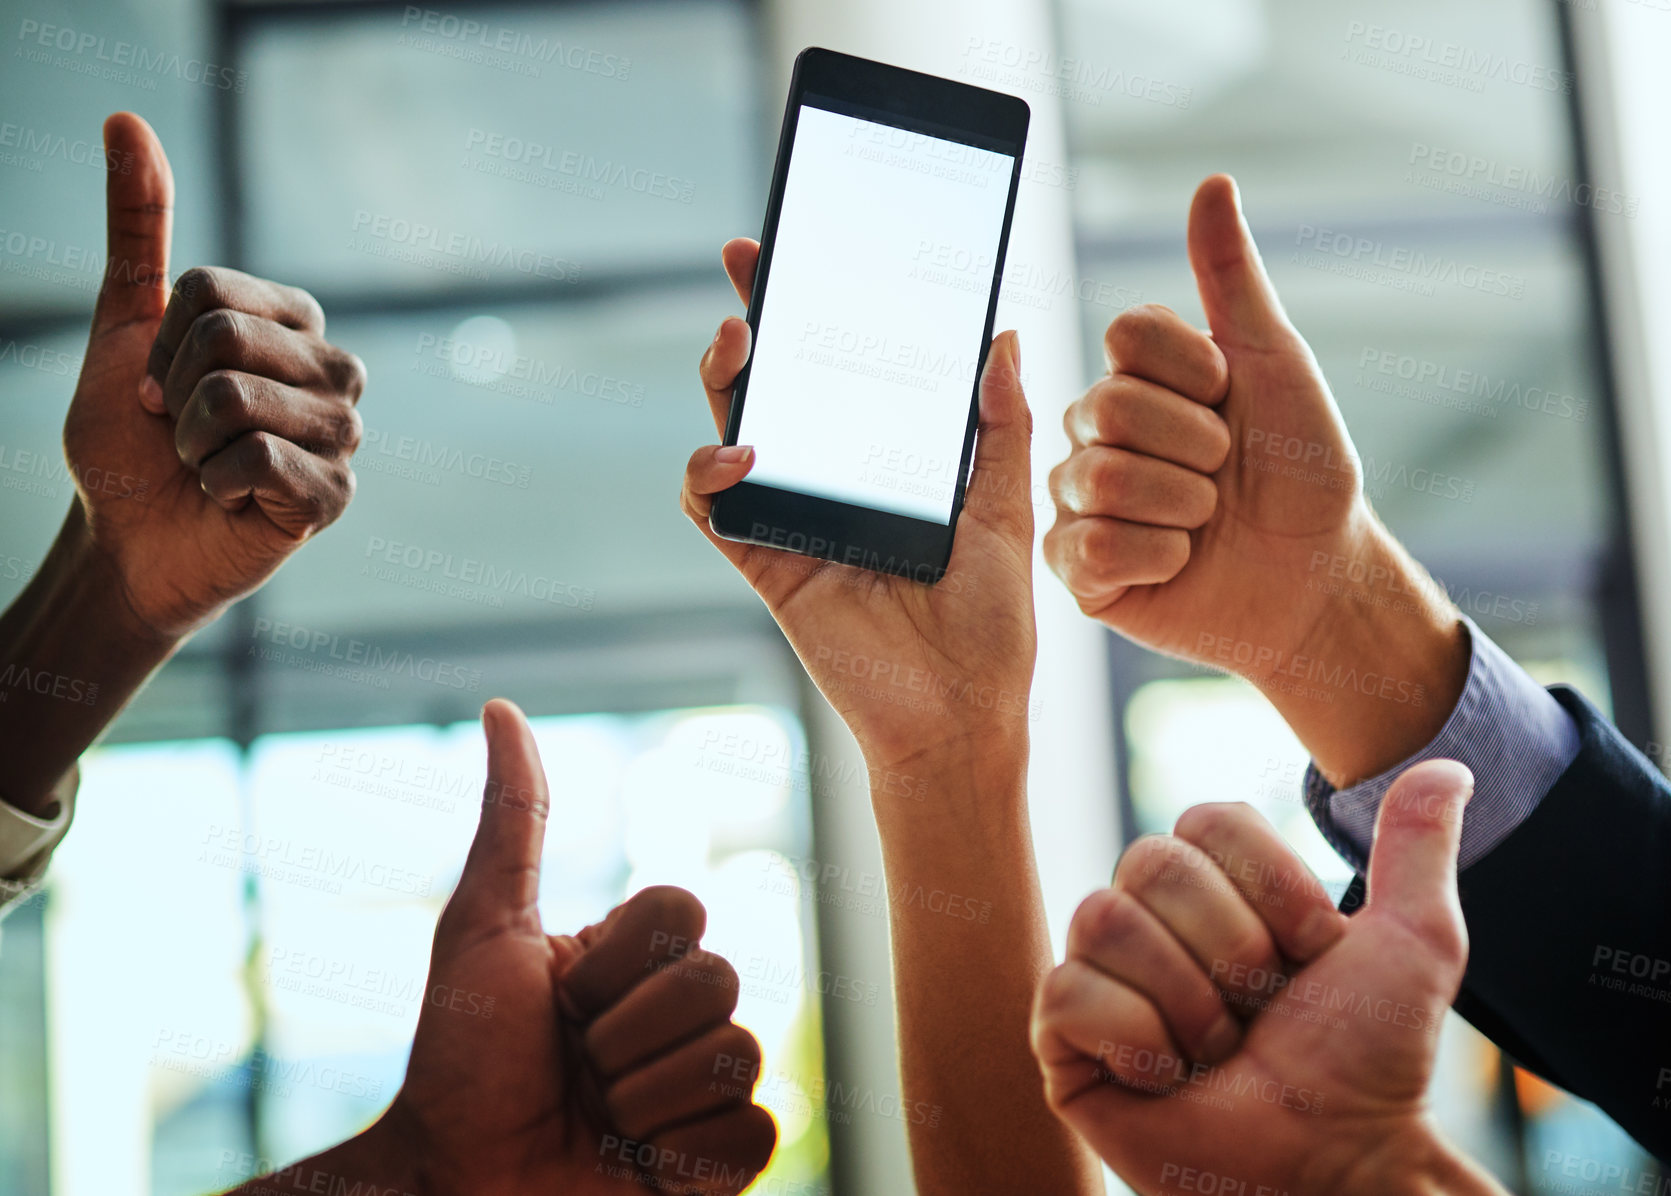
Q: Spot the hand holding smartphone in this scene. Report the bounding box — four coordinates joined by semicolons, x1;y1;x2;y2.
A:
710;48;1030;584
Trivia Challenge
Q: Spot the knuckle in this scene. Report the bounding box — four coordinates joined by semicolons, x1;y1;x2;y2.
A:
243;429;282;474
1092;390;1135;447
1182;475;1219;528
1225;921;1276;971
1114;833;1179;892
292;285;326;331
1174;801;1256;847
1203;413;1233;471
329;349;368;399
1106;305;1164;363
173;266;224;309
1086;450;1125;503
698;953;741;1008
190;308;243;358
720;1024;762;1069
196;370;249;423
635;884;704;936
1034;962;1084;1022
1072;888;1139;949
1155;528;1192;581
335;406;365;455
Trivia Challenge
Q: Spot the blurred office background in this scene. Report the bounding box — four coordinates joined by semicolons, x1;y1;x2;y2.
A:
1;0;1668;1192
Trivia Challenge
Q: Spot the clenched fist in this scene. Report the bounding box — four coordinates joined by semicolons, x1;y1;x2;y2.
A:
1032;762;1507;1195
1045;175;1467;786
234;700;778;1196
64;112;363;640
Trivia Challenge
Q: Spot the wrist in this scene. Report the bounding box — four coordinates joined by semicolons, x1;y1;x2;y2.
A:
1246;509;1469;786
235;1106;427;1196
1326;1122;1507;1196
48;504;182;650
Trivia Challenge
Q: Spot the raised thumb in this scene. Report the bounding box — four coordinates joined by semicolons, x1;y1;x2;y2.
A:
450;699;551;925
1363;760;1473;960
1187;174;1293;352
93;112;173;332
963;329;1034;540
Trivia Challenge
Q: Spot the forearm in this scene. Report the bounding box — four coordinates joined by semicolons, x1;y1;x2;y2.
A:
0;505;179;815
1251;511;1469;788
869;737;1102;1196
220;1113;423;1196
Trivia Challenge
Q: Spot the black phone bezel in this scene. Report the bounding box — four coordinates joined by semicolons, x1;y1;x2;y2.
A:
708;46;1030;585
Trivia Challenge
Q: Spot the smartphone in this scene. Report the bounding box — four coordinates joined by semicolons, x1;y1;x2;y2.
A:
710;47;1029;585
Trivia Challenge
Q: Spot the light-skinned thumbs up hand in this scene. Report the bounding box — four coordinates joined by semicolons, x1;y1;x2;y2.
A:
1044;175;1470;786
60;111;365;641
1031;762;1509;1196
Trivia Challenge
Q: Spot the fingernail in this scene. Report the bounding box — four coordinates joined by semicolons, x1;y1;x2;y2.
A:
1008;329;1021;372
138;376;162;410
715;445;752;465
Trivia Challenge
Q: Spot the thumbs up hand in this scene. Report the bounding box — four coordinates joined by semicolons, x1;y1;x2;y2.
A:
62;112;364;640
1031;763;1508;1196
1044;175;1467;784
336;700;776;1196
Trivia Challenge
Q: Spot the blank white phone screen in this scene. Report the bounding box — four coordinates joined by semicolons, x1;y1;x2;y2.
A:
736;103;1014;524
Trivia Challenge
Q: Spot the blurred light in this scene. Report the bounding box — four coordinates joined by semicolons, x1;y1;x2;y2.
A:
446;315;517;386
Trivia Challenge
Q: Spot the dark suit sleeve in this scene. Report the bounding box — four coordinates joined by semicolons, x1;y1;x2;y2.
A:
1339;686;1671;1162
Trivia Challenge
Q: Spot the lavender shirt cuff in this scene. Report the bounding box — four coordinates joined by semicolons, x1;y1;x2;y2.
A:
1302;617;1581;874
